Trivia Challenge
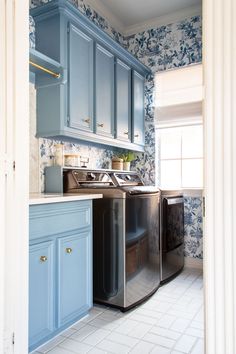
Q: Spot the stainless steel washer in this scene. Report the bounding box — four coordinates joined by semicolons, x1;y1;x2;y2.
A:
63;168;161;311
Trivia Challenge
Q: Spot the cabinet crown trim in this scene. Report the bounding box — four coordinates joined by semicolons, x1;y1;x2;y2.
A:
30;0;151;77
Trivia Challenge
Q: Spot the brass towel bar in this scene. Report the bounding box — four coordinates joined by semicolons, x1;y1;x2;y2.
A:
29;60;61;78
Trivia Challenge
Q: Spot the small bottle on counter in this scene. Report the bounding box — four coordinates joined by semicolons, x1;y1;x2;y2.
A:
54;144;64;166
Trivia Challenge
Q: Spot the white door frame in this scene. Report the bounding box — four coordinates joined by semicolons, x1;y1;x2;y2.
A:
0;1;29;353
0;0;236;353
203;0;236;353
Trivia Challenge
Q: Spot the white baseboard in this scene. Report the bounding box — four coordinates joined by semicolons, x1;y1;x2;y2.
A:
184;257;203;270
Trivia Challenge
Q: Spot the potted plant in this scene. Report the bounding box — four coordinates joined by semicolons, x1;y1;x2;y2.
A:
120;151;135;171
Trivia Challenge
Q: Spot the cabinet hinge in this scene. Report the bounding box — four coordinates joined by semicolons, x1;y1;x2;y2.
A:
67;25;70;33
12;332;15;345
203;196;206;218
67;116;70;126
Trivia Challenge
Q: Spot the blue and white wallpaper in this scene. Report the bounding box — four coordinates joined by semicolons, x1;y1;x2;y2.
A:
29;1;203;260
184;197;203;259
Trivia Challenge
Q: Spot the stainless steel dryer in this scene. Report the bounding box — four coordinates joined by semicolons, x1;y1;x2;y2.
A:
160;190;184;283
63;168;161;311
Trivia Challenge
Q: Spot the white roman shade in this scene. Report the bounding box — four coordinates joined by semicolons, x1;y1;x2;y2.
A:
155;64;203;127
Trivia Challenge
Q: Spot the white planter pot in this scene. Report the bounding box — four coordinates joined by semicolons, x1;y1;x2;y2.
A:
123;162;130;171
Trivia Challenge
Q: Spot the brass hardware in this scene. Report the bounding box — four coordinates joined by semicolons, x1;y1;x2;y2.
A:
66;247;72;254
124;132;129;135
83;118;90;124
40;256;47;262
29;60;60;79
97;123;104;128
134;134;139;138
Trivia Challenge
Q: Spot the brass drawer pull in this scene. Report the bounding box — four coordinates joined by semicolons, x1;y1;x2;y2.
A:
134;134;139;138
40;256;47;262
66;247;73;254
97;123;104;128
124;131;129;135
83;118;90;124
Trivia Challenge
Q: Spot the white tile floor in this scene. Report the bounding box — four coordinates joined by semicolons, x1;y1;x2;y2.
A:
33;268;204;354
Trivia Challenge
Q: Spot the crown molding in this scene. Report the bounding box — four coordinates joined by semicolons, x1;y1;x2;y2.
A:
123;4;202;36
83;0;125;34
83;1;202;38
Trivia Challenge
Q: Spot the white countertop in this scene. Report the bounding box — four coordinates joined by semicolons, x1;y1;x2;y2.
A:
29;193;103;205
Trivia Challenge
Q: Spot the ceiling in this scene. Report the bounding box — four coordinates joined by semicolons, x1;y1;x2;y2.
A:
85;0;202;35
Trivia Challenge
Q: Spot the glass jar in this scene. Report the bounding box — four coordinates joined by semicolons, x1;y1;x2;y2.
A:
64;153;80;167
54;144;64;166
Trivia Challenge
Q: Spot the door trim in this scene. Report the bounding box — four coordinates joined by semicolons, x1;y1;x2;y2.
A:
0;1;29;353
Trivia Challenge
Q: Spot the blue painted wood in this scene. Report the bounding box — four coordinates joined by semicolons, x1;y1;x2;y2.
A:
29;48;66;88
30;0;150;77
31;0;148;152
95;43;114;138
132;71;145;146
29;200;92;241
116;59;131;142
68;23;94;133
57;231;92;327
29;241;55;350
29;200;93;351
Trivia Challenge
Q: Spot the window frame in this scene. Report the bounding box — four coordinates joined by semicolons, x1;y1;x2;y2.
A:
156;123;203;189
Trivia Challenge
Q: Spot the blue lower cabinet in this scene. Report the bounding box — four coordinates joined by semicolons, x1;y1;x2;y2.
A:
29;241;54;350
29;201;93;352
57;231;92;327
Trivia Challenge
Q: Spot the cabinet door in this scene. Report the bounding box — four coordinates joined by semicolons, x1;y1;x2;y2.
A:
116;59;131;142
132;71;145;146
57;231;92;327
68;23;94;132
29;241;54;348
96;44;114;138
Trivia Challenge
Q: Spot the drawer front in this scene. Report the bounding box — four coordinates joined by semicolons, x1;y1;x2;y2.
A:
29;200;92;241
29;241;54;348
57;231;92;327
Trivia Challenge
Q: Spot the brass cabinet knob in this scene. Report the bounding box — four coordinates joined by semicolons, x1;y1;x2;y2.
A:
40;256;47;262
83;118;90;124
134;134;139;138
66;247;72;254
124;131;129;135
97;123;104;128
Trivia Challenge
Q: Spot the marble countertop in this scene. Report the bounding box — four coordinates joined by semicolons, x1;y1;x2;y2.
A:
29;193;103;205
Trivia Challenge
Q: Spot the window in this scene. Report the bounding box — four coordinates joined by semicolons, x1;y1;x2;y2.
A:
157;124;203;189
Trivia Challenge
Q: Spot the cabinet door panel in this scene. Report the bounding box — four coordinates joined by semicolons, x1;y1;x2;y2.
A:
132;71;145;146
29;241;54;347
58;231;92;327
116;59;131;142
68;23;93;132
96;44;114;137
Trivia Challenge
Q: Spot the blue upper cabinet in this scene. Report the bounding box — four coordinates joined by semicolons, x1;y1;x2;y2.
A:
31;0;151;151
132;71;145;146
95;44;114;138
68;23;94;133
116;59;131;142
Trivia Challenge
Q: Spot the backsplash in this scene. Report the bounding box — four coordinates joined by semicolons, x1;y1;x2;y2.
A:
29;3;203;260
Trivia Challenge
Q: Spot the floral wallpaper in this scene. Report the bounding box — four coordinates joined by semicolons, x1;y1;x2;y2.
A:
123;16;202;72
29;15;35;49
29;2;203;259
184;197;203;259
